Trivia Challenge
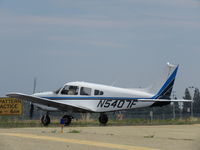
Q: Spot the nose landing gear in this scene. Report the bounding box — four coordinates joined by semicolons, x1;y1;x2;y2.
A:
61;115;73;126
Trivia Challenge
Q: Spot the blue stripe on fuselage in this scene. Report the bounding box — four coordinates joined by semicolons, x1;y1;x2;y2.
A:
42;96;151;100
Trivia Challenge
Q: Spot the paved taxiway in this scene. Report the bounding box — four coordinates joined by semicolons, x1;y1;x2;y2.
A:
0;125;200;150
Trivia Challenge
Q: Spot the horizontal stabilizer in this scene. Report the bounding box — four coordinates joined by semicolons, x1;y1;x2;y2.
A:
137;99;193;102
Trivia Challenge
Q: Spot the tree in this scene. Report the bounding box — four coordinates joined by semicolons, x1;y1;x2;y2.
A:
183;88;191;113
183;88;192;100
193;88;200;115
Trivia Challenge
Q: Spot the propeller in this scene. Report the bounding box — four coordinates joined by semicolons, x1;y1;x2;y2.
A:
30;77;37;119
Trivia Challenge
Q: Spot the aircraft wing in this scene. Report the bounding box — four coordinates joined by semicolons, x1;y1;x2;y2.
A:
137;99;193;102
6;93;93;113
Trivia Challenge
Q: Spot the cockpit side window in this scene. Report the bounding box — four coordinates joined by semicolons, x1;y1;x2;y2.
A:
80;87;91;96
61;85;79;95
100;91;104;95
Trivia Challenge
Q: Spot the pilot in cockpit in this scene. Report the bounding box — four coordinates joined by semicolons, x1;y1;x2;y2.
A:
68;86;76;95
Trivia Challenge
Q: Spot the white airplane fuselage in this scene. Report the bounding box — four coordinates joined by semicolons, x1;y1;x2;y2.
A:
33;82;155;113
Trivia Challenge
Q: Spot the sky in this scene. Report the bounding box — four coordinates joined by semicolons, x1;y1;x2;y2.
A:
0;0;200;98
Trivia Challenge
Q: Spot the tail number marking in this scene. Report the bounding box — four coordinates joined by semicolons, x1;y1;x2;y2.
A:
97;100;136;109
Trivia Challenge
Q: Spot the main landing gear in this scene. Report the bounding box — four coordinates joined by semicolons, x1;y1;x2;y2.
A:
41;113;73;126
41;113;51;126
99;113;108;125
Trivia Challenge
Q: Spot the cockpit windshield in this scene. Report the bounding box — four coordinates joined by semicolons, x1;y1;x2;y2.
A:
61;85;79;95
54;88;61;94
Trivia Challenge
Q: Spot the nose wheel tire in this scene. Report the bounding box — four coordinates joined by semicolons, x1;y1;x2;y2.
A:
99;114;108;125
41;114;51;126
62;115;72;126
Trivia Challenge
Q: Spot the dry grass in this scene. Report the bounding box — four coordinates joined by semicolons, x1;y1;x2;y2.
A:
0;117;200;128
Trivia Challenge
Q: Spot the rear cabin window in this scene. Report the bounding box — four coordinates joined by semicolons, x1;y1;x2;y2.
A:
100;91;104;95
61;85;79;95
94;90;104;95
80;87;92;96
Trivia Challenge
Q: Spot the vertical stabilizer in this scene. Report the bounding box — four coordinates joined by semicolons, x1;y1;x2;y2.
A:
146;63;178;100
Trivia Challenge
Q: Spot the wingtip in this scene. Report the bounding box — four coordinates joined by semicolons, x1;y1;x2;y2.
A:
6;92;23;97
6;93;15;97
6;92;13;97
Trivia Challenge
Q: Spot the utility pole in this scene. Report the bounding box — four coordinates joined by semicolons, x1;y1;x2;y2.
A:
30;77;37;120
178;101;183;119
189;86;195;118
150;110;153;123
172;91;176;119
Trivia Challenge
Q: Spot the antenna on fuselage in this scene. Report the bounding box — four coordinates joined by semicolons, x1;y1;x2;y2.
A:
33;77;37;94
111;79;118;86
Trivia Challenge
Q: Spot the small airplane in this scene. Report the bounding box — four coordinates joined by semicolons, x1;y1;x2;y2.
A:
7;63;191;126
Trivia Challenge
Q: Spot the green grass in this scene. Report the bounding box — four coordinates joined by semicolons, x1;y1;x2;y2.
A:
0;117;200;128
144;135;155;138
0;119;59;128
68;129;81;133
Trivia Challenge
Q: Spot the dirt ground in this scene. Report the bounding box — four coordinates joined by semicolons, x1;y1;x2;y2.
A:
0;124;200;150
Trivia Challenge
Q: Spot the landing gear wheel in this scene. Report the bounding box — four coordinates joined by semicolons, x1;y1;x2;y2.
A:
62;115;72;126
99;113;108;125
41;114;51;126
